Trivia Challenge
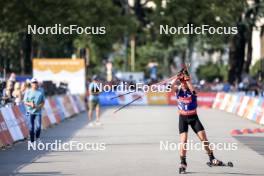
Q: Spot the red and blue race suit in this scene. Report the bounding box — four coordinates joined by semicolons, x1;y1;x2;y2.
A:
176;89;197;115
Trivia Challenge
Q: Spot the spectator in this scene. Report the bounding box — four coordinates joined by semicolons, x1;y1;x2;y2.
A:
23;78;45;143
87;75;101;127
222;81;231;92
12;82;22;105
2;80;14;106
148;59;158;81
20;81;30;99
38;81;45;95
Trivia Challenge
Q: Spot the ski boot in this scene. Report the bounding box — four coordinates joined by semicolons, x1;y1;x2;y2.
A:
207;158;233;167
179;163;187;174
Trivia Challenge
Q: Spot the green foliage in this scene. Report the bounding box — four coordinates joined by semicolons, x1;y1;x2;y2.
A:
196;62;227;82
0;0;251;76
136;42;168;74
0;0;137;73
250;59;264;76
151;0;246;49
0;32;21;72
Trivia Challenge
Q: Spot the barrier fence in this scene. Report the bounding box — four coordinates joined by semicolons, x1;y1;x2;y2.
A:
99;91;216;108
212;93;264;125
0;95;86;148
99;91;264;125
1;91;263;148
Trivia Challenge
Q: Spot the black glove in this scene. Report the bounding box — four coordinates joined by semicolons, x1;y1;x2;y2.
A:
183;69;189;77
177;71;184;82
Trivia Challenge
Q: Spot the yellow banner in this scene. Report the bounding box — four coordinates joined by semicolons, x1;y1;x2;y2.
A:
33;59;84;74
147;92;168;105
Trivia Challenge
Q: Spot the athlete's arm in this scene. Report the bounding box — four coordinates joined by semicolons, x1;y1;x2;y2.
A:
186;79;197;93
23;92;34;107
171;79;178;93
170;76;181;92
24;101;34;107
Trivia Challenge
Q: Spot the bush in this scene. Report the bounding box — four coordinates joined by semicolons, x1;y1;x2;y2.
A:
196;62;227;82
250;58;264;83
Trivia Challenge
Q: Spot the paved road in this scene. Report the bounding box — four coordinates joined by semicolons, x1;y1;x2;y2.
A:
0;106;263;176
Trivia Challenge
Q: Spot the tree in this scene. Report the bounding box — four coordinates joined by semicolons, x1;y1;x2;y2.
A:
228;0;264;83
0;0;136;74
196;61;227;82
145;0;246;74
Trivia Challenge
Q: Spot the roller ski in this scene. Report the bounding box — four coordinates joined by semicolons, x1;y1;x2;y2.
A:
179;164;187;174
206;159;233;167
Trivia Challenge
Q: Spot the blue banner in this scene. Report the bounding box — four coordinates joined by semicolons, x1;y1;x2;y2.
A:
99;92;119;106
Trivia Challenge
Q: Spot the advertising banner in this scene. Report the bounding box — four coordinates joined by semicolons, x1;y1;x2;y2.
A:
0;107;24;141
99;92;119;106
237;96;250;117
147;92;168;105
54;97;66;120
167;91;177;105
197;92;216;108
44;99;57;124
33;59;85;94
256;98;264;124
63;96;75;116
212;93;225;109
117;91;147;105
68;95;79;114
73;95;85;112
58;96;70;118
219;94;231;110
41;108;51;129
18;104;30;129
226;95;240;113
0;111;13;145
48;98;62;123
244;98;259;120
11;106;29;138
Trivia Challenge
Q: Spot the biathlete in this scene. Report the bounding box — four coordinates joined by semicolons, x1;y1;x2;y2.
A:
87;75;101;127
171;69;225;174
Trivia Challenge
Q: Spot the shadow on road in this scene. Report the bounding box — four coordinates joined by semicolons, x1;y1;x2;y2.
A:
0;108;109;176
234;136;264;156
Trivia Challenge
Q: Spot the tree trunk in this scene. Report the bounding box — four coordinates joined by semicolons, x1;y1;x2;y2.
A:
19;49;25;75
23;33;32;74
228;22;246;84
134;0;146;25
228;37;236;83
244;26;253;73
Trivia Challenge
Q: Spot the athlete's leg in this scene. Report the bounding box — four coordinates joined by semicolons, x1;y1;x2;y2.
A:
179;115;188;166
196;130;214;156
88;101;94;122
95;103;100;122
189;115;219;163
179;132;188;164
196;130;224;165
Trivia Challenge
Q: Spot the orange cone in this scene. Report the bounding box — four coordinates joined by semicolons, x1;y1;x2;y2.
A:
242;128;253;134
230;129;242;135
252;128;262;133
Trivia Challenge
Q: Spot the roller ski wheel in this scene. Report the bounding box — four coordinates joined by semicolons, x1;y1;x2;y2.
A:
179;164;187;174
207;159;233;167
